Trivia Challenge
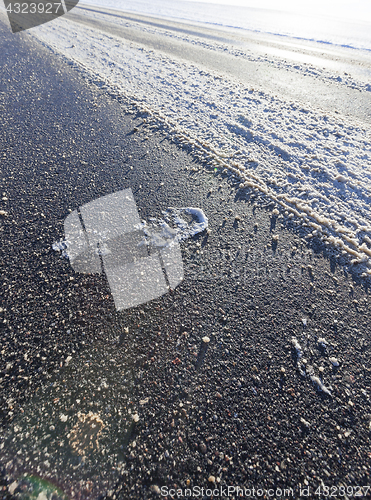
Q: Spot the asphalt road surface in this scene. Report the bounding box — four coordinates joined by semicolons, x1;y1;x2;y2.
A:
0;17;371;500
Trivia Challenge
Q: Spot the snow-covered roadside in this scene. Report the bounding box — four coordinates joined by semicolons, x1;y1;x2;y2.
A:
29;13;371;275
75;6;371;94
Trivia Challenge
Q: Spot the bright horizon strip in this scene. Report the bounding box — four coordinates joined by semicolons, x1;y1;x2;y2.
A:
183;0;371;22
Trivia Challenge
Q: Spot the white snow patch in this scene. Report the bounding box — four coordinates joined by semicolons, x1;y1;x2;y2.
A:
291;337;303;359
300;417;311;428
138;207;208;248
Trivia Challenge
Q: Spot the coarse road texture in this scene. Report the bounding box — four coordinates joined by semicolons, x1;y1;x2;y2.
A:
0;18;371;500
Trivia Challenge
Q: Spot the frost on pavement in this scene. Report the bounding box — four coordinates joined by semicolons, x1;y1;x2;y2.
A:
52;189;208;310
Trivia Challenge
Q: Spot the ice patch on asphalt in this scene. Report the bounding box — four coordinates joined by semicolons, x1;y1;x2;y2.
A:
137;207;208;247
53;207;208;255
144;207;208;246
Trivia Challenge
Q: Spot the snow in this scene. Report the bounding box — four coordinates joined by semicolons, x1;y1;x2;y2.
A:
292;337;332;396
291;337;305;376
52;239;69;258
309;374;332;396
317;338;327;349
29;8;371;271
82;0;371;51
169;208;209;241
138;207;208;248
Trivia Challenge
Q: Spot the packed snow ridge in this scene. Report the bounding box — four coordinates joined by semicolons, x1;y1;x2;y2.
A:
32;12;371;272
71;6;371;95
